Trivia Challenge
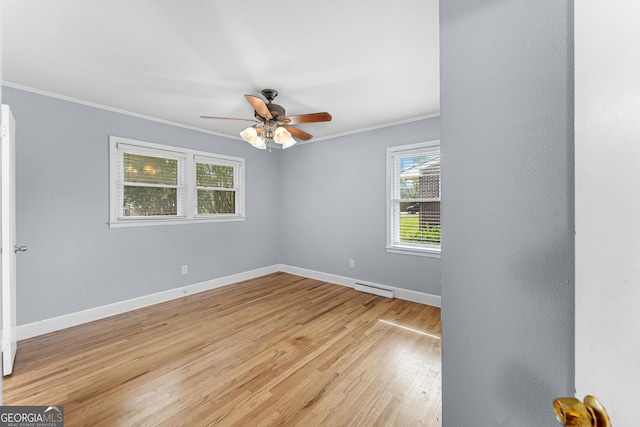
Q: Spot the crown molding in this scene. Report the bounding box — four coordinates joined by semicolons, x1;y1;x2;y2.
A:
310;113;441;143
2;81;241;140
2;81;440;144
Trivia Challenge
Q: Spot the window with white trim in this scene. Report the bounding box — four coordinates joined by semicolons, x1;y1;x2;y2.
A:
387;141;441;256
109;136;245;227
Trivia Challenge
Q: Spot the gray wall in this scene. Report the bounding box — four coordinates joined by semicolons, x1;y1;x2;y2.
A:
5;86;281;325
440;1;574;426
280;118;441;296
5;86;438;327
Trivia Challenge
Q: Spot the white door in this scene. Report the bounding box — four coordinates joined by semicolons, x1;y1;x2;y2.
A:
1;104;17;376
574;1;640;425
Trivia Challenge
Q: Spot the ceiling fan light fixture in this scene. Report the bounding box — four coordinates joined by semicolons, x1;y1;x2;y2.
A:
281;137;297;149
240;126;258;143
252;136;267;150
273;126;292;145
240;126;267;149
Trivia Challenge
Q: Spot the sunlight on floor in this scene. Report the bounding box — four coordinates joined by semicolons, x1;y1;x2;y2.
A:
378;319;441;340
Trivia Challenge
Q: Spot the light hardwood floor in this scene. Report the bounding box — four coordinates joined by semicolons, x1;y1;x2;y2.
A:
3;273;441;426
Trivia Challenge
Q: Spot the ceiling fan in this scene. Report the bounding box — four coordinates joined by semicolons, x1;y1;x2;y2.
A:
201;89;332;149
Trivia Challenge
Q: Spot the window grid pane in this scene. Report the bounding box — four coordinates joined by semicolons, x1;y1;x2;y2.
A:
123;186;178;216
197;189;236;214
196;163;234;189
124;153;178;186
399;201;441;245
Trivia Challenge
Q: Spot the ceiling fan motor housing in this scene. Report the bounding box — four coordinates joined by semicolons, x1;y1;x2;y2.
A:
255;103;286;121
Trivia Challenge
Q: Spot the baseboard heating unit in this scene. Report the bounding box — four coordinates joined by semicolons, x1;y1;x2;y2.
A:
354;282;395;299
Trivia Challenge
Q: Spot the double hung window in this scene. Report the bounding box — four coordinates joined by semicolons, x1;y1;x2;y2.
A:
387;140;441;256
109;136;244;227
194;157;237;215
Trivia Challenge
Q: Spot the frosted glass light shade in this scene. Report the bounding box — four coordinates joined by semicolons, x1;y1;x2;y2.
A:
273;127;292;145
240;127;259;144
252;137;267;149
240;126;267;149
281;137;297;149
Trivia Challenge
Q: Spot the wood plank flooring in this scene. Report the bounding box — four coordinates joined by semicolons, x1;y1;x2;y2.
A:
3;273;441;426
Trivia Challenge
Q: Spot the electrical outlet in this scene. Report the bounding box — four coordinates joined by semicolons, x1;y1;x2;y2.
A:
181;265;188;275
349;259;355;268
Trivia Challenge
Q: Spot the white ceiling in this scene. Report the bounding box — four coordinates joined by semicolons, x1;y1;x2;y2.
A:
2;0;439;143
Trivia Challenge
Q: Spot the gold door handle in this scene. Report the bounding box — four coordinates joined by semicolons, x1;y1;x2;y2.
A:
553;395;611;426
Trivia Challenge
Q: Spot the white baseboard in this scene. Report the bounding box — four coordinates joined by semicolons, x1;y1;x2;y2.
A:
17;264;441;341
394;287;442;307
278;265;353;287
278;264;441;308
16;265;280;341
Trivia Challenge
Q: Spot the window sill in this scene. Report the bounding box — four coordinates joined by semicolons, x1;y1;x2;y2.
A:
386;246;441;258
109;216;246;228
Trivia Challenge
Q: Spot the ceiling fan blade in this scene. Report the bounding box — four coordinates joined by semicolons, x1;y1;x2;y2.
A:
200;115;259;123
286;125;313;141
244;95;273;120
281;112;332;124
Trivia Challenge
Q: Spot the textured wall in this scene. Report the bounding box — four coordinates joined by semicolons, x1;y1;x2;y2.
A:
440;1;574;426
280;118;441;296
5;87;281;325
